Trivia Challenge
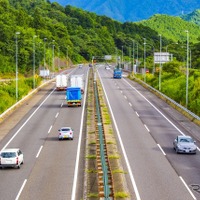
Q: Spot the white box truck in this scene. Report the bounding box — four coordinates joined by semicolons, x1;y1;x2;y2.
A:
70;74;84;94
56;74;67;90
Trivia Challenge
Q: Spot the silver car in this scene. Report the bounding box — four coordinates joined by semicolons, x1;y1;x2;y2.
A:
58;127;74;140
173;135;197;154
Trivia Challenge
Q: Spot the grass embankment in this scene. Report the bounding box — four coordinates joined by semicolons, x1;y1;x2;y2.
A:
0;76;42;115
85;69;130;199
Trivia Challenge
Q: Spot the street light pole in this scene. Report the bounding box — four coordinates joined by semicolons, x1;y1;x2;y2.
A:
15;32;20;102
143;38;146;82
186;30;189;108
146;43;155;74
58;46;60;71
52;40;55;76
67;45;69;68
132;40;134;72
43;38;47;70
159;34;162;91
33;35;37;89
121;46;123;68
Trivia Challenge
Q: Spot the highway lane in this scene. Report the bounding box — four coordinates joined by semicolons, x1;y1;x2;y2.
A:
0;66;88;200
98;67;198;200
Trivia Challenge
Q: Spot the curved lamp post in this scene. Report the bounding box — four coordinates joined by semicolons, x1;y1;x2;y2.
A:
159;34;162;91
143;38;146;82
185;30;189;108
15;32;20;102
43;38;47;70
33;35;37;89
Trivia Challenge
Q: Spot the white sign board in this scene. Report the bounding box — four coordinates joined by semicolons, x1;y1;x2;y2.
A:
154;52;171;64
104;55;112;60
40;69;50;77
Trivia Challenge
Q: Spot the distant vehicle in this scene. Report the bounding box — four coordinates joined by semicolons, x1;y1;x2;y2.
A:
58;127;74;140
105;65;110;70
70;74;84;94
0;148;24;169
89;63;92;67
66;87;82;107
56;74;67;90
113;68;122;79
173;135;197;154
78;64;83;68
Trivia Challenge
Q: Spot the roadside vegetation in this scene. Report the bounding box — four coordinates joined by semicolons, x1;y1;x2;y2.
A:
0;76;42;114
130;59;200;116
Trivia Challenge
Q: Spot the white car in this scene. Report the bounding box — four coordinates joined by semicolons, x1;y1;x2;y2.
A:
58;127;74;140
0;148;24;169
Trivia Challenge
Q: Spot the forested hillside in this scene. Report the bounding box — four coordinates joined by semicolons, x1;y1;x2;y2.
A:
181;9;200;26
138;14;200;43
0;0;172;76
50;0;200;22
1;0;200;117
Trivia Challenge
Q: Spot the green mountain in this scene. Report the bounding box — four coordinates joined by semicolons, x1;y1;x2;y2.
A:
137;14;200;43
0;0;173;76
181;9;200;26
50;0;200;22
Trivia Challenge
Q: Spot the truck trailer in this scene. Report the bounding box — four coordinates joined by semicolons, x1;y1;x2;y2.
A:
70;74;84;93
66;87;82;107
56;74;67;90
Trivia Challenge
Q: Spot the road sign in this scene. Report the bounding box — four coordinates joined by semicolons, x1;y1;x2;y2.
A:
154;52;171;64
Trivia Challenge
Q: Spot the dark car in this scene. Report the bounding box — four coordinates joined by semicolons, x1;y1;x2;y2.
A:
173;135;197;154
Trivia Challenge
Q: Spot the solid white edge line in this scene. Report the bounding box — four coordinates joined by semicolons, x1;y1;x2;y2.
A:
15;179;27;200
36;146;43;158
144;124;150;132
1;89;56;151
122;78;200;197
179;176;196;200
123;79;200;150
71;69;89;200
98;71;141;200
48;125;52;134
157;144;166;156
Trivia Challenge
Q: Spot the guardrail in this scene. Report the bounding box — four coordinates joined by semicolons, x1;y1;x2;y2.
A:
0;78;55;122
132;75;200;122
93;72;114;199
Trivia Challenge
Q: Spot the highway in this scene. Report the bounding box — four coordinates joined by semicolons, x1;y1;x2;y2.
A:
98;66;200;200
0;66;88;200
1;64;200;200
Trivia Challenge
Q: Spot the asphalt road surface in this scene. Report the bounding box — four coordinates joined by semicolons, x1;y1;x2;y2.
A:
0;66;88;200
98;65;200;200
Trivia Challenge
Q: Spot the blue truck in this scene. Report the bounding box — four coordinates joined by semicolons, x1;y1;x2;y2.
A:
66;87;82;107
113;68;122;79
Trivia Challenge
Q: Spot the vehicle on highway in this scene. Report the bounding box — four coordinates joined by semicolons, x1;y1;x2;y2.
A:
113;68;122;79
0;148;24;169
173;135;197;154
58;127;74;140
66;87;82;107
78;64;83;68
105;65;110;70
